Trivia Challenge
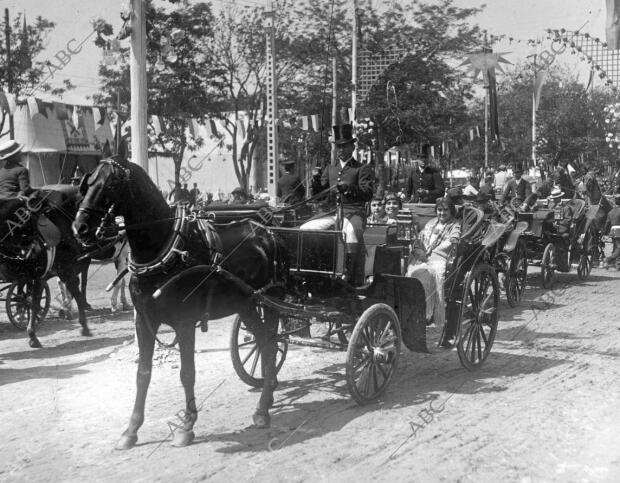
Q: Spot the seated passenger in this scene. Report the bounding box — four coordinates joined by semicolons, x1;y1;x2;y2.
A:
367;195;388;224
384;192;401;224
405;197;461;327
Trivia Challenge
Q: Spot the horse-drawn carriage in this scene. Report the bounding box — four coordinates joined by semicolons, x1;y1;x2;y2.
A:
517;198;594;288
222;200;501;404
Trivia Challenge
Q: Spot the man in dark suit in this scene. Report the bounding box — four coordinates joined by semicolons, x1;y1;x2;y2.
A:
303;124;374;281
277;157;305;204
406;158;445;203
0;140;32;199
501;164;531;205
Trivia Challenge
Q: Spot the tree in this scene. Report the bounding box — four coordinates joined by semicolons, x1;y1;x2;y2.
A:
93;0;223;185
0;12;74;139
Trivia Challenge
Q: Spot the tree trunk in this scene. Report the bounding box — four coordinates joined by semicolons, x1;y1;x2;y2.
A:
375;124;386;196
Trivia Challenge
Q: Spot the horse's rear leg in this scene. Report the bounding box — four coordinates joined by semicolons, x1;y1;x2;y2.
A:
171;323;197;447
253;306;279;428
63;274;90;336
80;261;92;310
116;311;157;450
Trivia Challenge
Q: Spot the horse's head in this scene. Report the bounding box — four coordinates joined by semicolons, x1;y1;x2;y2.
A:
72;158;130;246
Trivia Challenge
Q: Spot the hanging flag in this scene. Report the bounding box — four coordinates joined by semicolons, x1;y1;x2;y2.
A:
311;114;321;131
27;96;40;118
469;129;475;141
53;102;69;120
348;108;354;124
606;0;620;49
301;116;310;131
236;119;246;139
534;70;547;111
188;118;202;139
72;105;80;126
585;68;595;92
151;115;162;136
487;67;501;141
475;126;481;138
430;146;435;158
339;108;350;124
19;14;31;70
205;119;219;138
0;93;8;115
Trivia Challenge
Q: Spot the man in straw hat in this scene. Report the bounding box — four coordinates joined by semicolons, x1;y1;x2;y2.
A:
0;139;32;199
302;123;374;282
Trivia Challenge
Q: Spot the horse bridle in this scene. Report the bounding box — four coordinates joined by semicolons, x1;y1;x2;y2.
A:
77;159;131;243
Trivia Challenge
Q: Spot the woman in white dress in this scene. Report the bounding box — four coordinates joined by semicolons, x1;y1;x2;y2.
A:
405;197;460;327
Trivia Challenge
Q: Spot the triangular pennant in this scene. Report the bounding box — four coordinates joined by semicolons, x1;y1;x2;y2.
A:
93;106;101;126
301;116;310;131
72;105;80;127
469;128;475;141
348;108;354;124
534;70;547;111
27;97;40;119
98;107;107;125
205;119;219;138
311;114;322;131
236;119;246;139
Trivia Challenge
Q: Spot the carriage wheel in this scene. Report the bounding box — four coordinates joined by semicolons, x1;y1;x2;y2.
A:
457;263;499;371
577;231;594;280
6;280;51;331
505;239;528;307
540;243;556;289
230;315;288;388
346;304;401;405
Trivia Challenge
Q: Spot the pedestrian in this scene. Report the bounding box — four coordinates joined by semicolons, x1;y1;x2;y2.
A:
494;164;509;194
180;183;191;203
479;171;495;199
501;164;531;205
189;182;201;205
277;157;305;204
462;176;479;197
406;157;445;203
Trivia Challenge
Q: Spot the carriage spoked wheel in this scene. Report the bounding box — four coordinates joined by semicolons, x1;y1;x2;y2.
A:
456;263;499;371
540;243;556;289
345;304;401;405
230;315;288;388
505;239;528;307
6;280;51;331
577;231;594;280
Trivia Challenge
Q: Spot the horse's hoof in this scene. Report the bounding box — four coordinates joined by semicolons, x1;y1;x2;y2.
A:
253;412;271;428
29;338;42;349
81;327;92;337
115;434;138;450
171;430;195;447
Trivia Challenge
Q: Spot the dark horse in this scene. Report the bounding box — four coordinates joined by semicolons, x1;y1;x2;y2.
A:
72;158;286;449
0;186;91;347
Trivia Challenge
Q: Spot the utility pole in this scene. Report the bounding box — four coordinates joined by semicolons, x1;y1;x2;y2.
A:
331;56;337;163
263;7;278;205
130;0;148;173
4;8;14;139
351;0;358;158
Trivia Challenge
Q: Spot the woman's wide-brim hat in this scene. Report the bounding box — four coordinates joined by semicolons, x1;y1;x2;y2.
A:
549;187;564;199
332;124;357;145
0;140;24;160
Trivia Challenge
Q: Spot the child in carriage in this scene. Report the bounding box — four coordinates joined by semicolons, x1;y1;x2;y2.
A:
405;197;461;328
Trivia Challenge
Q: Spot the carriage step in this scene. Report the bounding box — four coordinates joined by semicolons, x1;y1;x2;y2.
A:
287;336;346;351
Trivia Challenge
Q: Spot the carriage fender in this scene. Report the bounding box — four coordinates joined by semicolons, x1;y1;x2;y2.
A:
504;221;528;253
37;214;61;247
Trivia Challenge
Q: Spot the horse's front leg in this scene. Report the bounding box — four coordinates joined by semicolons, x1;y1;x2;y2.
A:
63;273;90;336
26;280;44;348
116;310;158;450
171;322;198;447
253;306;279;428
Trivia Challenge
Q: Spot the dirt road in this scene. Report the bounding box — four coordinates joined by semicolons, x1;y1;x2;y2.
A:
1;262;619;482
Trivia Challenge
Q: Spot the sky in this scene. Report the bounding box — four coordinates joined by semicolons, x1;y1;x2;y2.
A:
1;0;611;104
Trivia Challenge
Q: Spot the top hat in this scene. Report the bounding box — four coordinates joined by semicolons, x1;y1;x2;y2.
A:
331;124;356;145
548;186;564;199
513;164;524;174
0;140;24;160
